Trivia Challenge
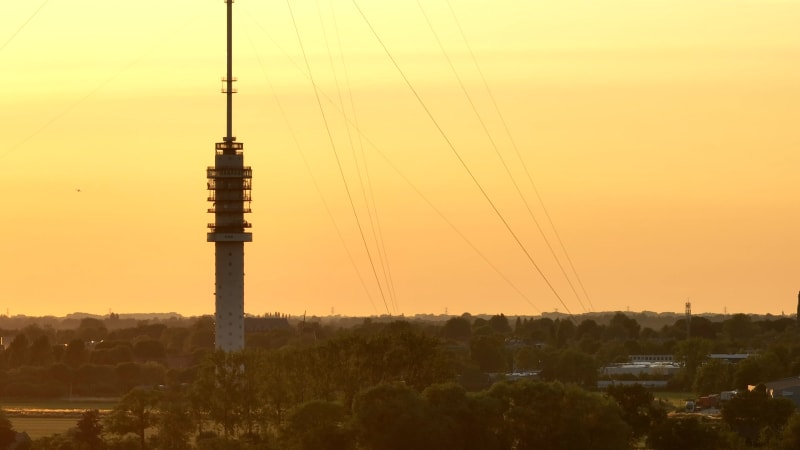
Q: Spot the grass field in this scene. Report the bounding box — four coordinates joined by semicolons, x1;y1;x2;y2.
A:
2;398;118;439
9;418;76;439
1;398;117;413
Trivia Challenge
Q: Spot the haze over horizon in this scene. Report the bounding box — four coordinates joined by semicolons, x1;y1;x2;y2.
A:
2;1;798;319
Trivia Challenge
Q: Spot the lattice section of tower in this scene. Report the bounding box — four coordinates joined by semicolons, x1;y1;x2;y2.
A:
207;141;252;243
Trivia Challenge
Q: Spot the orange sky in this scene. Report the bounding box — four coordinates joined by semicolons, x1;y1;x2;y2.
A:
1;0;799;318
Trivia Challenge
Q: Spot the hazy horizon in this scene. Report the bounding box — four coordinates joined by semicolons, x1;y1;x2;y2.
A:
2;305;797;321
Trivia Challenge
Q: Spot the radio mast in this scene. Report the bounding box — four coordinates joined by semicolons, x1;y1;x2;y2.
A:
206;0;252;351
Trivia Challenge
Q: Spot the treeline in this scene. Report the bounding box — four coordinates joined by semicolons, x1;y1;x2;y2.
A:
2;312;800;396
1;312;800;448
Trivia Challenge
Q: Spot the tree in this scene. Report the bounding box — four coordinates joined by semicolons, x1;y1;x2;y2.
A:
487;314;512;334
75;409;106;449
152;385;194;450
693;359;734;395
379;323;454;390
723;314;756;342
470;334;507;372
160;326;190;354
606;384;666;443
0;409;17;449
520;317;555;343
193;350;246;438
6;333;29;367
575;319;601;341
28;335;54;366
133;339;166;362
646;416;724;450
673;338;712;389
281;401;353;450
441;317;471;342
423;382;505;450
256;347;312;430
552;349;597;388
605;313;640;340
488;380;631;450
688;316;718;339
64;339;88;368
187;317;215;351
776;412;800;450
77;318;108;342
352;383;437;450
554;319;575;348
733;357;762;390
721;385;795;445
513;346;541;371
91;344;133;365
138;361;167;386
105;388;160;449
734;352;785;388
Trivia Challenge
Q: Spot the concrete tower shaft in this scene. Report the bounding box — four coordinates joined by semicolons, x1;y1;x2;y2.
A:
207;0;251;352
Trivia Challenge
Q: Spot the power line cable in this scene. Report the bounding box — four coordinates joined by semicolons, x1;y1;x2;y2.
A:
287;0;393;315
445;0;595;311
0;9;204;161
362;135;542;314
330;0;400;313
351;0;572;315
416;0;587;313
0;0;50;54
241;18;379;315
243;8;542;313
318;0;399;312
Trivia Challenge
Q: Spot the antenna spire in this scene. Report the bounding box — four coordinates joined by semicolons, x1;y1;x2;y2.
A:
225;0;234;142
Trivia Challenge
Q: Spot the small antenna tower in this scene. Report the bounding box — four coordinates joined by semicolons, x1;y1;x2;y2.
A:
685;300;692;339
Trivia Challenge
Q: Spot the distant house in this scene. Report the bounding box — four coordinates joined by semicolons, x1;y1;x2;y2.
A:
629;354;674;363
0;336;13;350
601;362;681;377
244;315;292;332
709;353;751;363
752;376;800;408
598;380;669;389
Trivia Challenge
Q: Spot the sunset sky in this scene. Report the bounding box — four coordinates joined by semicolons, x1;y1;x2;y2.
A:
1;0;798;318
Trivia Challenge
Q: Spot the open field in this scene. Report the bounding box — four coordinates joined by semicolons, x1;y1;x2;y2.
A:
2;398;117;440
9;418;76;439
1;398;117;416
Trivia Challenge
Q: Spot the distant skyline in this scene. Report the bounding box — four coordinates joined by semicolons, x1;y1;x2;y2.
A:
1;0;798;318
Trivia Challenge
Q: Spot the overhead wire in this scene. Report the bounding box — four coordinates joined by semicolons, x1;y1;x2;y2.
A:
415;1;588;313
445;0;594;311
328;0;400;314
243;5;543;313
0;8;204;161
318;0;399;312
361;134;543;314
350;0;573;315
241;17;379;315
0;0;50;54
286;0;394;316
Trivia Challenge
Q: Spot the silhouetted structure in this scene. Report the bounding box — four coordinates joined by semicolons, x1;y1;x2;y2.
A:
685;301;691;339
245;316;292;332
796;290;799;330
207;0;252;351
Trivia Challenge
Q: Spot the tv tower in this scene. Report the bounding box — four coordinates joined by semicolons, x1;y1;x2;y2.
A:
206;0;252;351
